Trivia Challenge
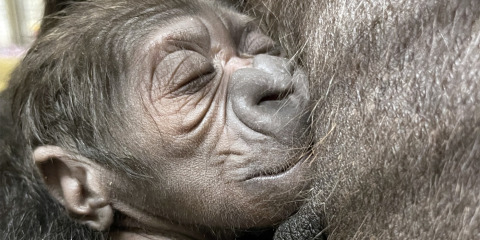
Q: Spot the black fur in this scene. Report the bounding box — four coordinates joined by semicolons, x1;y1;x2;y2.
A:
241;0;480;239
0;89;106;239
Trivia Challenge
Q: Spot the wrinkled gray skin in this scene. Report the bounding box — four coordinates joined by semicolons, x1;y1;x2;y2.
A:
239;0;480;239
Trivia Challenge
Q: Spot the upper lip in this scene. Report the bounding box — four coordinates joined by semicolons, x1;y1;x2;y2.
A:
244;151;312;181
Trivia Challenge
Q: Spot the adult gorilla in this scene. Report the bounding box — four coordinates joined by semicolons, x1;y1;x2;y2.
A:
1;0;313;239
240;0;480;239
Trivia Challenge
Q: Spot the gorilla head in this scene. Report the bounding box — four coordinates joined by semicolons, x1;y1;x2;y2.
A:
9;0;313;238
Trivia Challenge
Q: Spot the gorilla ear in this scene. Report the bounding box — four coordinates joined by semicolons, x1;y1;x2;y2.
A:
41;0;85;34
33;146;113;231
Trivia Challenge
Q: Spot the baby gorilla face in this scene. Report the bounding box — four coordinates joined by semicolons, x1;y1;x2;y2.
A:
123;4;313;229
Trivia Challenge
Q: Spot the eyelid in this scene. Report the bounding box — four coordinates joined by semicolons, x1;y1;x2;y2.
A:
167;51;215;96
172;67;216;96
239;30;278;56
152;49;214;98
166;39;209;56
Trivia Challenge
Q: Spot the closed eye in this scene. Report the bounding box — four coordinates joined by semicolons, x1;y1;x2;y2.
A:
173;62;216;95
240;28;280;56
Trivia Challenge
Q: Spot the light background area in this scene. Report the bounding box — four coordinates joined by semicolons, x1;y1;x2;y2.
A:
0;0;43;90
0;0;43;49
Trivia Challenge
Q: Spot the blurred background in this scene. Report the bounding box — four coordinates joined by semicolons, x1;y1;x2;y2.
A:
0;0;43;91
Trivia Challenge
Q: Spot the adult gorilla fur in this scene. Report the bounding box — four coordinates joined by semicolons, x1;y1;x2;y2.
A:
240;0;480;239
1;0;479;240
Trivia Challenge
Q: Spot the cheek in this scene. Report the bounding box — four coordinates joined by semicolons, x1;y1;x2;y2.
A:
145;159;304;228
149;75;225;136
155;95;209;133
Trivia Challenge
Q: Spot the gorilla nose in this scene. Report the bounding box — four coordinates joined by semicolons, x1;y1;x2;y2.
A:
229;54;310;143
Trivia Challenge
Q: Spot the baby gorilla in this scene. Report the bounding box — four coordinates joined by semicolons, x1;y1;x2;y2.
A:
8;0;313;239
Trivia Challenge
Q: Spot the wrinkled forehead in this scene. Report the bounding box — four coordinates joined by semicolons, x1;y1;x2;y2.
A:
126;3;255;71
135;3;254;49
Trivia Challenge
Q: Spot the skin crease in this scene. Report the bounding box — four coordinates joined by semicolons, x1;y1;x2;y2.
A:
0;1;313;240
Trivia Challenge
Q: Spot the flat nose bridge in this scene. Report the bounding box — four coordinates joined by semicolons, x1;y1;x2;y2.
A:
228;54;294;110
230;68;285;108
249;54;294;105
253;54;293;78
228;54;304;142
225;56;253;73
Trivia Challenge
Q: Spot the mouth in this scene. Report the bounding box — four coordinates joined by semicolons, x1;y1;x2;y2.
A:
244;151;312;181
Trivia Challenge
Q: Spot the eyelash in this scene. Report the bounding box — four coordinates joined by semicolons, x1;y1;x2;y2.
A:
174;64;216;95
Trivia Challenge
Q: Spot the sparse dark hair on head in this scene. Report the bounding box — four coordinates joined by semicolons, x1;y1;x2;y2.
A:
10;0;202;178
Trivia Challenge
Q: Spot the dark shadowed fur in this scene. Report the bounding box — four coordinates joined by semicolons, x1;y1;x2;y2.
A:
241;0;480;239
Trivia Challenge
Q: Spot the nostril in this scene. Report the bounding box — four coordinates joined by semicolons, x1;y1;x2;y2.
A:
257;88;294;106
259;93;282;103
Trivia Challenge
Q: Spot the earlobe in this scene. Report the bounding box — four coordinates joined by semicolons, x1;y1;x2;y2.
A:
33;146;114;231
